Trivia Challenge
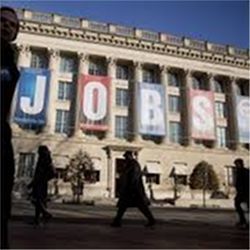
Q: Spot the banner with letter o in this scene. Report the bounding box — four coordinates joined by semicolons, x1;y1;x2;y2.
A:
79;74;110;131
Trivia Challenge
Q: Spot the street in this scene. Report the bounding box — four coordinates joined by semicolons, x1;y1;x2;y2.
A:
9;200;249;249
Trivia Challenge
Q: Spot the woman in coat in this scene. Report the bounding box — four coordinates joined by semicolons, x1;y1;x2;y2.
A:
29;145;55;224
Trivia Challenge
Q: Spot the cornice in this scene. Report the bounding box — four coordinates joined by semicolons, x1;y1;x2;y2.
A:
19;21;249;70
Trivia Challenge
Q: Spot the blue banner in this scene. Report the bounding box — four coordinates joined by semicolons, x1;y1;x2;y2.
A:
14;68;50;126
137;82;166;135
237;96;250;143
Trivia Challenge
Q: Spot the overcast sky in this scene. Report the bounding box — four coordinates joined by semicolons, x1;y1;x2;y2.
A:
2;0;249;49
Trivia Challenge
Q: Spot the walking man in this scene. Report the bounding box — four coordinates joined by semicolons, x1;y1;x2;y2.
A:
1;6;20;248
111;151;156;227
234;158;249;229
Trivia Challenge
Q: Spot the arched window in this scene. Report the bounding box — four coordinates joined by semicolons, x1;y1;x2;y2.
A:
192;76;206;90
214;79;225;93
168;72;180;87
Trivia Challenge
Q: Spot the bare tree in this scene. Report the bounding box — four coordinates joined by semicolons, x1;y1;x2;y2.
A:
65;150;94;203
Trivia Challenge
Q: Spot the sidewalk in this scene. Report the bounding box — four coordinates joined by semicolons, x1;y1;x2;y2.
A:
8;200;249;249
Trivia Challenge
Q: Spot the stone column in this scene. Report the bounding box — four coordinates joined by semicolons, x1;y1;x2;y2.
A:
17;44;31;67
208;73;217;148
133;61;143;142
160;65;169;144
11;44;31;128
105;57;116;139
105;147;113;198
44;49;60;134
227;77;240;150
74;53;89;137
182;69;194;146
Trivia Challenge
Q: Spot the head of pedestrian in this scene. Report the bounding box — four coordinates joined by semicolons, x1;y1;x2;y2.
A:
123;151;134;160
0;6;20;43
38;145;50;157
234;158;244;169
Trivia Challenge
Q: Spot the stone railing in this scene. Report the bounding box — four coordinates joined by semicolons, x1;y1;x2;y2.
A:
16;8;249;59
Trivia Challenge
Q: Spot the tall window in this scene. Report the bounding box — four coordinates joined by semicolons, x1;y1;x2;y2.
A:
215;101;226;118
169;95;180;113
31;50;48;69
116;88;129;107
115;116;128;139
143;68;157;83
116;65;129;80
214;79;225;93
58;81;72;100
168;72;180;87
169;122;181;144
60;55;75;73
192;76;206;90
89;60;106;76
236;82;249;96
17;153;35;178
217;127;227;148
55;109;69;134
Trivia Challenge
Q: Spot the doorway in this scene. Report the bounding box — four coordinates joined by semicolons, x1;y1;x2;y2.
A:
115;158;126;198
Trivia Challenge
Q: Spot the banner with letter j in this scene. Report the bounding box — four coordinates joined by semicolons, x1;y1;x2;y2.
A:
14;68;50;126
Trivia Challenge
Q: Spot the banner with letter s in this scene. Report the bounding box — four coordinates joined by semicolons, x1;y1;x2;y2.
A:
138;82;166;136
237;96;250;143
190;89;215;140
14;68;50;126
79;74;110;131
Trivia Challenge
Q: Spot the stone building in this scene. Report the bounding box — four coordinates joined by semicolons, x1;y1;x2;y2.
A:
12;8;249;204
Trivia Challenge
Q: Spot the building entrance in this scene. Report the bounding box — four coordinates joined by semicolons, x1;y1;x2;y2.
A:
115;158;126;198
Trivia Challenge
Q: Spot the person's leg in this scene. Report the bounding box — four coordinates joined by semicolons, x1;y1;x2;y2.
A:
137;203;155;226
1;134;15;248
234;196;247;225
34;200;42;224
111;206;127;226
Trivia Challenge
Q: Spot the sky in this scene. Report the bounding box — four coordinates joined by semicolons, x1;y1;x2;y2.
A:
1;0;249;49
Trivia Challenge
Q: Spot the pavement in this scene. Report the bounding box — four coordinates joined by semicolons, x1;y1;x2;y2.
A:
8;200;249;249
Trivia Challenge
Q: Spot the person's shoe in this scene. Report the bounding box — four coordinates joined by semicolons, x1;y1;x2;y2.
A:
145;220;156;228
110;221;121;227
235;221;249;230
42;213;52;223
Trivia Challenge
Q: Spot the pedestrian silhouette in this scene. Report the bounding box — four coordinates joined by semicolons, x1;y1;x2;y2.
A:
1;6;20;249
28;145;55;225
234;158;249;229
111;151;156;227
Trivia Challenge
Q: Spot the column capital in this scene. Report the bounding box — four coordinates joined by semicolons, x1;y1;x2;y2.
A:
182;68;193;77
159;65;167;73
16;44;30;54
133;61;143;69
78;52;89;62
106;56;117;65
48;48;60;58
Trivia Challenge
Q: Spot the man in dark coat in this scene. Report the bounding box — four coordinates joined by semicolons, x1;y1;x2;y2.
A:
0;6;20;248
234;158;249;229
111;151;156;227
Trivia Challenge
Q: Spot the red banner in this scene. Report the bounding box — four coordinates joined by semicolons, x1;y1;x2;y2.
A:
79;74;110;131
190;89;215;140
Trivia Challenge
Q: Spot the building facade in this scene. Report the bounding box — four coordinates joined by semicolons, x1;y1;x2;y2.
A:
12;8;249;202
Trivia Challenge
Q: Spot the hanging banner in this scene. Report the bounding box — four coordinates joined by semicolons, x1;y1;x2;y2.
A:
79;74;110;131
190;89;215;140
14;68;50;126
237;96;250;143
138;82;166;135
